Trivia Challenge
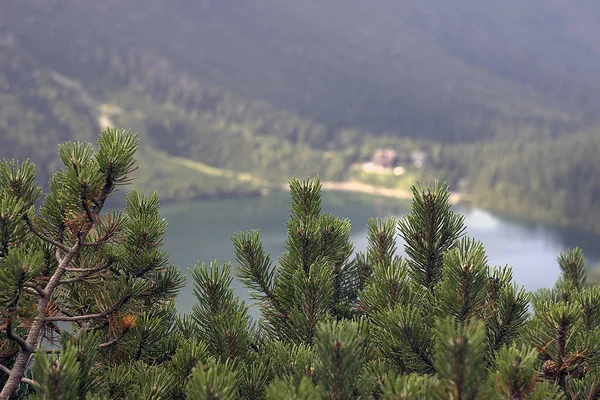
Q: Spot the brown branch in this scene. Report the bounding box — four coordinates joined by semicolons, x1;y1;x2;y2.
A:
0;243;80;399
41;327;128;351
58;276;96;285
11;373;37;387
53;305;87;330
25;284;46;298
99;329;129;349
45;322;62;336
45;295;130;323
64;259;114;273
6;320;32;354
55;248;64;265
23;215;72;253
82;200;96;225
0;360;37;388
26;329;49;367
92;170;116;214
81;219;121;248
81;238;111;247
23;287;40;297
59;274;102;285
0;364;11;376
60;259;114;284
4;287;32;354
21;377;38;387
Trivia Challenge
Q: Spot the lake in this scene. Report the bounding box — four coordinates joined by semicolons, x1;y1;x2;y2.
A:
160;191;600;315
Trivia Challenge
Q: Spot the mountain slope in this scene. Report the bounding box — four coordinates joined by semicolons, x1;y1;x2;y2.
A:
433;129;600;233
1;0;599;232
2;0;591;142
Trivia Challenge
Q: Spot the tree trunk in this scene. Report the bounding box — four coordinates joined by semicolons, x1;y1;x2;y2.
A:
1;247;78;399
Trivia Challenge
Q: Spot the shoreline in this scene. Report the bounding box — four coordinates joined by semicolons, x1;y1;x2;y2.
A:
154;179;465;207
280;180;463;205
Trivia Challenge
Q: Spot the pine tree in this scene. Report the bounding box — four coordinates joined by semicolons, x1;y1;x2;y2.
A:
0;129;184;399
525;248;600;399
233;177;355;344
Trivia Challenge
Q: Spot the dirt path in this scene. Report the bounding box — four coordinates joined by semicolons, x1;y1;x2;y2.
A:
50;71;115;128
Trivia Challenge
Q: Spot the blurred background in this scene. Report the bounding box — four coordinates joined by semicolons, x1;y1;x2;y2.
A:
1;0;599;307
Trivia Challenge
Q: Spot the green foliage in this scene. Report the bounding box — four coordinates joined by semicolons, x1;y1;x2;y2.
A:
313;321;366;398
219;177;598;399
398;181;466;290
557;248;587;292
2;133;600;399
525;281;600;398
31;345;80;399
0;129;185;399
186;360;239;400
435;239;490;323
380;373;438;399
433;318;488;399
436;130;600;234
191;261;253;361
233;177;355;344
490;344;542;399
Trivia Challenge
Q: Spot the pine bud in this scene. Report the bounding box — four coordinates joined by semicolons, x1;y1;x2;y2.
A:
121;314;137;330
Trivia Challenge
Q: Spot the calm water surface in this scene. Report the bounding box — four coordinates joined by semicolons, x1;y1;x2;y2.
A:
161;191;600;314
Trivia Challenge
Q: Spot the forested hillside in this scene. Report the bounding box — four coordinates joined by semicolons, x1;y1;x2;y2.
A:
1;0;599;231
432;131;600;232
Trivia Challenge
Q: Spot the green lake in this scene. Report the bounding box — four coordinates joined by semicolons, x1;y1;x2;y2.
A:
160;191;600;315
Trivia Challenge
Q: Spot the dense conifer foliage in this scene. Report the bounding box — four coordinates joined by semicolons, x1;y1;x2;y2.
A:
1;132;599;399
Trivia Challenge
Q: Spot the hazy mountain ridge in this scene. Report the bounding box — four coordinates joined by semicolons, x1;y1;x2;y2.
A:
3;0;591;140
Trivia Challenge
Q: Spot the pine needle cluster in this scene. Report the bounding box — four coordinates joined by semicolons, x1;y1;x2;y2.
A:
1;132;599;399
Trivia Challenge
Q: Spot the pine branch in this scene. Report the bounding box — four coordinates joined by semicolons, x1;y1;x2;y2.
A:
5;320;31;353
24;287;41;297
80;238;111;247
47;305;90;345
556;313;569;394
0;364;10;376
59;259;114;284
20;377;37;387
558;248;587;291
57;275;98;285
44;295;131;323
0;130;142;399
93;129;139;215
82;200;96;225
45;322;63;336
23;214;72;253
25;283;45;297
398;182;466;291
5;293;33;353
233;231;282;311
64;259;113;273
98;329;129;349
80;222;120;247
0;364;37;387
92;169;116;214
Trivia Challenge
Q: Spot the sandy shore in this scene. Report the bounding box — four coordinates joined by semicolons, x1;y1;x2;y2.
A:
282;180;463;204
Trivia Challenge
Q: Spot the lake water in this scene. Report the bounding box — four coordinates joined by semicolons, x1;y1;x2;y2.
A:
160;191;600;314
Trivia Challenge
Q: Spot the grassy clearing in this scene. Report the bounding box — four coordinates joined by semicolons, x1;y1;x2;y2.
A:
166;154;266;186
